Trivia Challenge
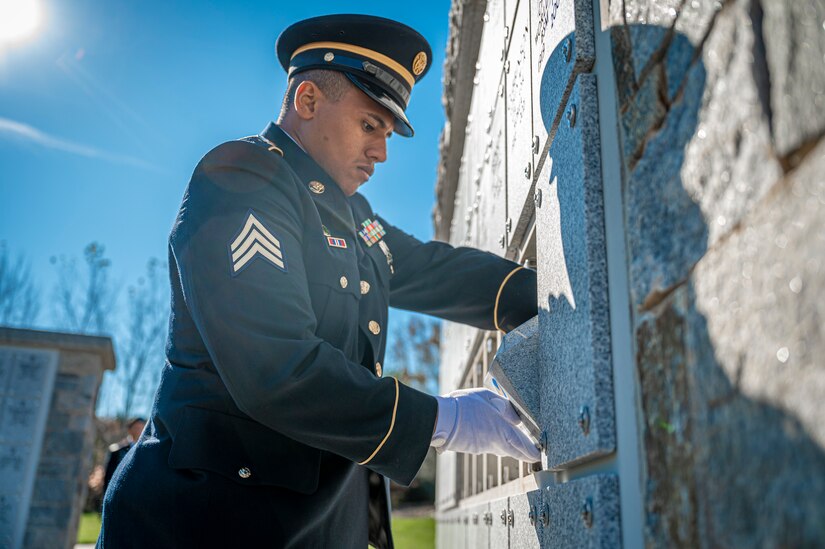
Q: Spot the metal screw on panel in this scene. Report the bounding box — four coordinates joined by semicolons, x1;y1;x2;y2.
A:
532;135;540;154
529;507;536;526
534;188;543;208
506;218;513;233
499;234;506;248
581;498;594;528
567;105;577;128
472;513;479;525
500;509;507;525
578;405;591;435
563;38;572;62
508;509;514;527
524;162;532;179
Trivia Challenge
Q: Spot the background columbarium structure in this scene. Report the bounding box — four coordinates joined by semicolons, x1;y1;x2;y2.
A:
433;0;825;547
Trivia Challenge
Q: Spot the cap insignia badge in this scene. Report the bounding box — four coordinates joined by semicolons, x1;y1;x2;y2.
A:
412;52;427;76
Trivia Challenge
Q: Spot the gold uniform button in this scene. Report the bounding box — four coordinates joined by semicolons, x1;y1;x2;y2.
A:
375;362;383;377
369;321;380;335
309;180;325;194
238;467;252;479
340;276;348;289
360;281;370;295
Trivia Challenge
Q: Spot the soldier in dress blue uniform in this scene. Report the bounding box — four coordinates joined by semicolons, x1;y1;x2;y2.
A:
98;14;539;548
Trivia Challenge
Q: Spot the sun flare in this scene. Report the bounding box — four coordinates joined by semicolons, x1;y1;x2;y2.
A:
0;0;41;44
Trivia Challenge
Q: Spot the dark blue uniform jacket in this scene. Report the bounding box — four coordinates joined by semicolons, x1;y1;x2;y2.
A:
98;123;537;548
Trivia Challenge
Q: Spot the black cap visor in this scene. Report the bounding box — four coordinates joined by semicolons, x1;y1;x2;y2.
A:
344;73;414;137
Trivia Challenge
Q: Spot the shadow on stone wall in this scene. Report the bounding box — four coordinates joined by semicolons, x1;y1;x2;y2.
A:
615;22;825;548
530;20;824;547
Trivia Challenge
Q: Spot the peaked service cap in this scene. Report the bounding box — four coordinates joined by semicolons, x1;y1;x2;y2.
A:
276;14;432;137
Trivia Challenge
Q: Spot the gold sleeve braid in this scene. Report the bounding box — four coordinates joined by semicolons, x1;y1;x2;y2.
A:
494;266;526;333
358;377;400;465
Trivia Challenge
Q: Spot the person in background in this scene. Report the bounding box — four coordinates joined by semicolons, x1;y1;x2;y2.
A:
102;417;145;498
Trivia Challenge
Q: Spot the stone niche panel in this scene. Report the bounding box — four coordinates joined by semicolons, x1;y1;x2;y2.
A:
536;73;614;469
476;92;509;254
451;157;471;247
466;502;490;548
0;347;58;549
542;475;621;547
510;490;542;548
505;0;535;235
489;495;509;548
531;0;594;163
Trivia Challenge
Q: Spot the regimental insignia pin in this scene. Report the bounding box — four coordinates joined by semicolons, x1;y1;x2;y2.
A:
378;240;394;275
327;236;347;249
309;180;325;194
358;218;387;247
322;225;331;236
229;210;286;275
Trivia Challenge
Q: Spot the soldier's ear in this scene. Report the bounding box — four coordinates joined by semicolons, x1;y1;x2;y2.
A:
294;80;321;120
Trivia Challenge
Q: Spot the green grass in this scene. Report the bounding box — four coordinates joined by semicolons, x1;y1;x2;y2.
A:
392;517;435;549
77;512;102;544
78;511;434;547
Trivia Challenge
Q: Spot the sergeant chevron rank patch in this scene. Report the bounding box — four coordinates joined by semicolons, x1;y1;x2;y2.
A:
229;210;287;275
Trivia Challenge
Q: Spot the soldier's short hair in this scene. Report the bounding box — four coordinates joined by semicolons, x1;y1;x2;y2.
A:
279;69;353;118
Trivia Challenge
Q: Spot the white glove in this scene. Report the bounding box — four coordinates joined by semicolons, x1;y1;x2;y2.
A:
431;387;541;462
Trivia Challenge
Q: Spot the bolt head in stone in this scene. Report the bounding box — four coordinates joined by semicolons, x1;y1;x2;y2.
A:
529;507;536;526
540;506;550;527
567;104;577;128
524;162;532;179
563;38;572;62
539;430;549;451
578;405;591;435
534;188;543;208
532;135;540;154
581;498;593;528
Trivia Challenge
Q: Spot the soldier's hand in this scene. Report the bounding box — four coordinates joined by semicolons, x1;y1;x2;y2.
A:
430;387;541;462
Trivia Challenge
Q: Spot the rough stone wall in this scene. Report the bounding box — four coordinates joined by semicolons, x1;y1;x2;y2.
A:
0;329;113;549
25;351;106;548
608;0;825;546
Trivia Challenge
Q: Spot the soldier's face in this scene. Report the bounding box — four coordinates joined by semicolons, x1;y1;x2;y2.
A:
309;86;394;196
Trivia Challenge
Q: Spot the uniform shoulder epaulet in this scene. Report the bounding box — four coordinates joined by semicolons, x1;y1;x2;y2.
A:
238;135;285;158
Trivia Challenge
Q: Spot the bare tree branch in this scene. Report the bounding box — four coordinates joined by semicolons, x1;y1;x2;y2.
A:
388;315;440;394
50;242;115;335
0;242;41;327
117;258;167;419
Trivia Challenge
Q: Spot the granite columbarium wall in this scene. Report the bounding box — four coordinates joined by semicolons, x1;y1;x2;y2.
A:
0;328;114;549
433;0;825;547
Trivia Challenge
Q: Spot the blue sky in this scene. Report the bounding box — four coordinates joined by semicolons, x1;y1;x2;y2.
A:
0;1;451;413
